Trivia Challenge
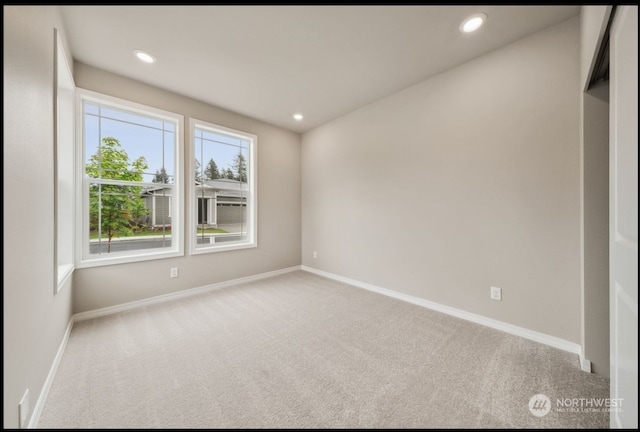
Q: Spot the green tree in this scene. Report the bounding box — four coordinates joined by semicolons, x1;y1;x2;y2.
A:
205;158;220;180
195;159;203;182
86;137;149;252
152;167;169;183
232;152;247;182
222;167;235;179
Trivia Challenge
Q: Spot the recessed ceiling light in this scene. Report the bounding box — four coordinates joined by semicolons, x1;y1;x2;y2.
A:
460;13;487;33
134;49;156;64
293;113;304;121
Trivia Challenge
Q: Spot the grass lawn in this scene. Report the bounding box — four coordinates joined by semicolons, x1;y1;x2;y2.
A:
90;227;227;239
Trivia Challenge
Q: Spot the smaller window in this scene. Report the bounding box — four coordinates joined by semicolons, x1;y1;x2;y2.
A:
54;28;75;293
190;119;257;254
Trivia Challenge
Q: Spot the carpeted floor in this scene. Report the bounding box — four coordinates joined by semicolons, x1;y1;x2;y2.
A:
37;270;610;429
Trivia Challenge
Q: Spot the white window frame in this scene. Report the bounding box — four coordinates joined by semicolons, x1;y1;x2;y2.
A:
76;89;184;268
54;28;75;293
190;118;257;255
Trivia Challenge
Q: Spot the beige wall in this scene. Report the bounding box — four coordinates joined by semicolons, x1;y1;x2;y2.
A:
73;63;301;313
3;6;75;429
302;17;582;342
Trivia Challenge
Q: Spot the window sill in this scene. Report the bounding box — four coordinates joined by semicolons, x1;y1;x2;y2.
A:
56;264;74;294
191;241;257;255
76;249;184;269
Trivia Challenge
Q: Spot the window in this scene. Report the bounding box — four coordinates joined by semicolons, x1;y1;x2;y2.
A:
54;29;75;292
190;119;257;254
77;89;184;267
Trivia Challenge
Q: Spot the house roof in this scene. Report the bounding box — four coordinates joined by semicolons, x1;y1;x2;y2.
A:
144;178;248;196
201;179;248;192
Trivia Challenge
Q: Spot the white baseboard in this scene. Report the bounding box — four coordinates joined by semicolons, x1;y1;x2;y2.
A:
28;264;589;428
613;412;622;429
28;317;75;428
301;265;587;364
74;265;302;322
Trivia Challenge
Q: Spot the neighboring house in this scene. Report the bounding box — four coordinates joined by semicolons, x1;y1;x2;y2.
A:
141;186;172;227
142;178;248;228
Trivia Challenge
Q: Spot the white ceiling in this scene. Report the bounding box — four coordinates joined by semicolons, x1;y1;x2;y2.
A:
59;5;580;133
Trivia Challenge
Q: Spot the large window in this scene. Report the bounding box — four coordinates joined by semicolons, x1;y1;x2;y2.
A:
77;90;184;267
190;119;257;254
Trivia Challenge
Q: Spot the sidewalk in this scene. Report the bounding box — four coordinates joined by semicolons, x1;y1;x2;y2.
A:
215;223;245;235
89;223;246;242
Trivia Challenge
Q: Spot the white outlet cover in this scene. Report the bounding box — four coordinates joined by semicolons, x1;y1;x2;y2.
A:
170;268;178;278
490;286;502;301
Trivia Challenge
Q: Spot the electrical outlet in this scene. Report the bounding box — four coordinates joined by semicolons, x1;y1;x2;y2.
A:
490;286;502;301
170;267;179;278
19;389;29;429
313;251;317;259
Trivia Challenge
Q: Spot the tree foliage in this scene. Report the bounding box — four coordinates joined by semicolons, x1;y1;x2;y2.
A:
205;158;220;180
198;153;247;183
86;137;149;251
232;152;247;183
195;159;203;182
152;167;169;184
221;168;235;180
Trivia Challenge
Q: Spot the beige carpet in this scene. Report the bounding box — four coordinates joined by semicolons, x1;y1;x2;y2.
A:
38;270;610;429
